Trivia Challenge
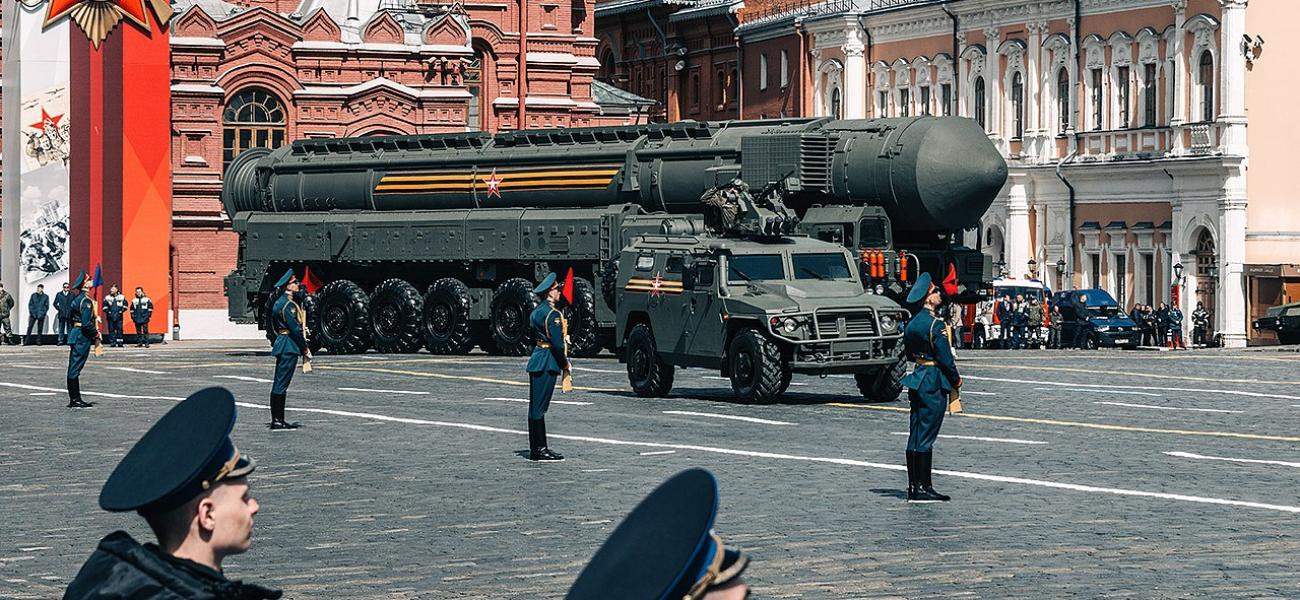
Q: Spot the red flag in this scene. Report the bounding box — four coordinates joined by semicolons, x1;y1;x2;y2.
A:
942;262;959;297
302;265;324;295
562;268;575;305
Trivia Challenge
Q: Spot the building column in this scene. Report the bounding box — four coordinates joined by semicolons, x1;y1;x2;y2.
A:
1025;22;1041;158
843;29;868;119
1219;162;1248;347
985;27;1003;148
1218;0;1248;156
1170;0;1187;153
1006;179;1031;279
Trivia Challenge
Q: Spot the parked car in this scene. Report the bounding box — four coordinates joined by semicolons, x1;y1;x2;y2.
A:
985;278;1051;348
1049;289;1140;349
1253;300;1300;345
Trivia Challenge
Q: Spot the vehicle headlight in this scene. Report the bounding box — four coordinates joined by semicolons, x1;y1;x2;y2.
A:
1096;326;1111;332
782;318;799;333
874;284;885;295
879;314;898;334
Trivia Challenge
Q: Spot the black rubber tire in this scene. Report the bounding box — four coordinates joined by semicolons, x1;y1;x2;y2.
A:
600;259;619;310
369;279;424;354
777;370;794;395
302;292;323;353
562;277;602;358
855;351;906;402
626;323;674;397
422;278;474;355
728;328;787;404
260;294;277;344
316;279;372;354
490;278;538;356
1084;334;1098;350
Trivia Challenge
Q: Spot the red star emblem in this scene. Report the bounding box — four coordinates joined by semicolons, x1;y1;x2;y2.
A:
44;0;151;29
30;108;63;133
649;272;665;298
483;168;503;198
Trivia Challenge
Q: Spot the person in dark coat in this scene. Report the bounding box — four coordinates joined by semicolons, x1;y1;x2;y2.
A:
900;272;960;502
26;284;49;345
1168;305;1186;349
1192;302;1210;347
66;271;98;409
525;272;567;462
102;285;128;348
1154;303;1169;347
268;270;309;430
54;281;72;345
63;387;281;600
131;287;155;347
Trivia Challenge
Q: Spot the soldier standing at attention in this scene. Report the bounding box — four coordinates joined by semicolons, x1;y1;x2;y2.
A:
269;270;308;430
525;273;567;462
0;282;14;344
66;271;98;409
900;272;960;503
131;287;154;347
26;284;49;345
54;281;72;345
103;285;128;348
64;387;281;599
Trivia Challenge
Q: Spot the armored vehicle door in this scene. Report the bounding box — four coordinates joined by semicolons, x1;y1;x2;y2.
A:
682;254;725;361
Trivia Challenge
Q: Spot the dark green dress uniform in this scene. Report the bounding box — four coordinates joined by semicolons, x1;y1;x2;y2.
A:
566;468;750;600
66;271;97;409
526;272;566;462
64;387;281;600
900;272;959;503
268;269;305;430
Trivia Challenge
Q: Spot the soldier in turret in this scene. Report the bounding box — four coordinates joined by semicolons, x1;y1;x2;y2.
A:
525;273;567;462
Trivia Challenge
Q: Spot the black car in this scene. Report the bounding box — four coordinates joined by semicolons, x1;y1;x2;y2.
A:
1253;301;1300;345
1049;289;1140;349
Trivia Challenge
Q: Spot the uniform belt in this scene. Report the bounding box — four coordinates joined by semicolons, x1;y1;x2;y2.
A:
278;329;290;335
536;340;551;349
72;322;83;327
915;359;937;367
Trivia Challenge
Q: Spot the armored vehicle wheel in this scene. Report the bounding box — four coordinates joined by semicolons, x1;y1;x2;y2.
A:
563;277;601;358
728;328;787;404
854;352;905;402
626;323;673;397
777;370;793;395
317;279;372;354
423;278;474;355
600;259;619;309
490;278;538;356
259;294;277;344
302;292;323;353
370;279;424;353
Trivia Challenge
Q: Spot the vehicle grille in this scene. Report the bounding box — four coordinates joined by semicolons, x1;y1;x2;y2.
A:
799;133;837;193
815;311;877;338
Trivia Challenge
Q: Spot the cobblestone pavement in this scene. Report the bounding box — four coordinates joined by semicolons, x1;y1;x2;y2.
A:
3;342;1300;599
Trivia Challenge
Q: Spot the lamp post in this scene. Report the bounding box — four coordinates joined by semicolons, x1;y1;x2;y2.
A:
995;260;1008;278
1027;258;1038;279
1172;262;1184;307
1056;257;1066;290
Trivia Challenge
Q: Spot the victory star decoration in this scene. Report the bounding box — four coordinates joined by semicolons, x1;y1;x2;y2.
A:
484;168;503;199
649;272;665;298
44;0;171;48
30;108;63;133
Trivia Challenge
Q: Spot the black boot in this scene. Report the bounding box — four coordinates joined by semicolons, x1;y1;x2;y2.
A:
528;419;543;460
905;451;919;501
914;451;950;502
66;379;93;408
530;418;563;462
269;393;300;430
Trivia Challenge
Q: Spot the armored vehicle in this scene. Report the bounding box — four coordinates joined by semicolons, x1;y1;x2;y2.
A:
223;116;1006;356
616;227;907;403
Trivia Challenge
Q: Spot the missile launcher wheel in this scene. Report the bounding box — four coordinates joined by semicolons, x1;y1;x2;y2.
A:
422;278;475;355
370;278;425;354
317;279;373;354
303;292;323;353
600;259;619;309
854;350;905;402
490;278;539;356
625;323;673;397
562;277;601;358
727;328;788;404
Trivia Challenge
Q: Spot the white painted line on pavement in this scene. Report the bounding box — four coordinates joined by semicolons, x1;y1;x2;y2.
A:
483;396;593;406
359;355;390;360
1095;401;1242;414
7;364;59;370
338;387;430;395
1;381;183;401
699;375;804;387
29;392;55;396
214;375;274;384
960;390;998;396
967;375;1300;401
1037;386;1163;397
662;410;796;426
638;450;677;456
103;366;169;375
1165;451;1300;469
570;366;623;374
889;432;1047;445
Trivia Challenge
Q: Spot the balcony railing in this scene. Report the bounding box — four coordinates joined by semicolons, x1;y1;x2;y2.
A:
1077;126;1176;161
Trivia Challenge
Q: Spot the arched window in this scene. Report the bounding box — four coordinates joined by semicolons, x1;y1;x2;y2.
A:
1199;50;1214;122
973;76;986;130
1011;71;1024;139
1057;67;1070;132
1195;229;1217;277
716;69;728;107
830;87;842;119
223;88;286;171
465;50;485;131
